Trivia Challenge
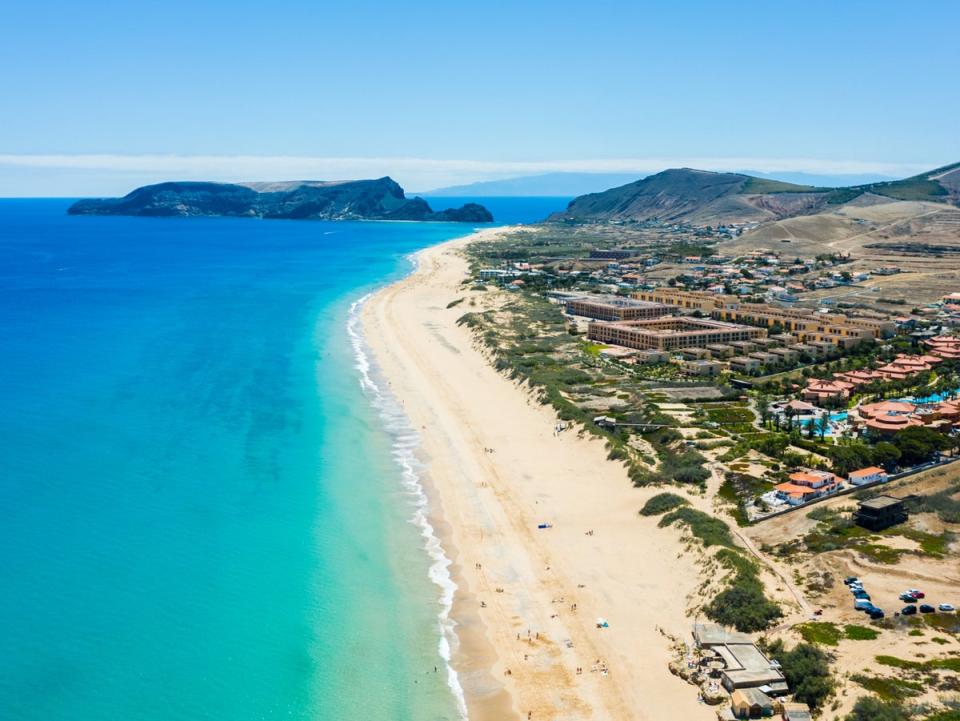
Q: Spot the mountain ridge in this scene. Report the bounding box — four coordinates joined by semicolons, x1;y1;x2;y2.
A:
549;163;960;225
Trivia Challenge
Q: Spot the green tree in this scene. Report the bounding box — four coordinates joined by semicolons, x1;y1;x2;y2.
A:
872;441;901;470
893;426;950;465
815;413;830;440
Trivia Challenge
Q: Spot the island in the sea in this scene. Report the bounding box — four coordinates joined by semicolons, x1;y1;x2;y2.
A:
67;177;494;222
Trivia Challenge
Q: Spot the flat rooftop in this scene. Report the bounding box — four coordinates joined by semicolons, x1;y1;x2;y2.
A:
859;495;903;511
569;295;667;309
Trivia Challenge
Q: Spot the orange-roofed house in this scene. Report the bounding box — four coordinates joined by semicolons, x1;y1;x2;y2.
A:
774;483;819;506
848;466;888;486
803;378;854;402
835;369;885;387
926;336;960;360
788;469;839;490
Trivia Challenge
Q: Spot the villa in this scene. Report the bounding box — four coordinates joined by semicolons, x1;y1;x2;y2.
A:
848;466;888;486
775;470;841;505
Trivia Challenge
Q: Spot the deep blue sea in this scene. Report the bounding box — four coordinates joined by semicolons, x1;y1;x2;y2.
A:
0;197;567;721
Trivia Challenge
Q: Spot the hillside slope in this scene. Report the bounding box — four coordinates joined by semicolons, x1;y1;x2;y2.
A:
549;163;960;225
68;177;494;222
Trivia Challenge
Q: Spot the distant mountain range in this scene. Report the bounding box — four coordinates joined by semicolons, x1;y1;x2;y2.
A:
547;163;960;224
420;170;900;197
68;178;493;222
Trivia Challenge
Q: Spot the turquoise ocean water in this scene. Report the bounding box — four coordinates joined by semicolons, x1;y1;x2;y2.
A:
0;197;565;721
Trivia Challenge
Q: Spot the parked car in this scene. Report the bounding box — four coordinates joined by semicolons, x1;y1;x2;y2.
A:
919;604;935;613
909;589;925;599
899;592;916;602
855;600;876;612
902;604;918;615
938;603;955;612
869;608;885;619
844;576;860;585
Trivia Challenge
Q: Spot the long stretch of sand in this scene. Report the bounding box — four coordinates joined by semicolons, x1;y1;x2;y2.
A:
363;230;716;720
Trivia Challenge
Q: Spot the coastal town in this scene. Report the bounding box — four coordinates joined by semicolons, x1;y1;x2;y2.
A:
452;213;960;721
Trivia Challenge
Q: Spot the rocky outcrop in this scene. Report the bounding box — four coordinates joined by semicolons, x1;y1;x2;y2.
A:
68;177;493;223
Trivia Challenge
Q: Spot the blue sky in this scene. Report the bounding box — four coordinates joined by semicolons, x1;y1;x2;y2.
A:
1;0;958;195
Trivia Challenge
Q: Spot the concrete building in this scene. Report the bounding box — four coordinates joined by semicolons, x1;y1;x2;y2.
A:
632;288;725;312
730;356;762;374
770;347;799;364
730;340;759;354
692;625;788;696
633;350;671;364
683;360;723;376
589;248;637;260
714;303;895;345
587;317;766;351
566;295;672;322
855;495;907;531
706;343;734;358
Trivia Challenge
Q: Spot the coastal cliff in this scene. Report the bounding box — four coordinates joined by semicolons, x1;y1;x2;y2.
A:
67;177;494;223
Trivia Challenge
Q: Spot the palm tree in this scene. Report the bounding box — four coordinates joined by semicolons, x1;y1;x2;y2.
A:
816;413;830;441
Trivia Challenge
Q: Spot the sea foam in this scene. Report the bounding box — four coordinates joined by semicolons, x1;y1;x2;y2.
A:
347;285;468;720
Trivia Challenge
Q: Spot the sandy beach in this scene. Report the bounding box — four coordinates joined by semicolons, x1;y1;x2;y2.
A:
363;229;717;720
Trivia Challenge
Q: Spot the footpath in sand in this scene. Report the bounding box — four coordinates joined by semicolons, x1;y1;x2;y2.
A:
363;229;714;721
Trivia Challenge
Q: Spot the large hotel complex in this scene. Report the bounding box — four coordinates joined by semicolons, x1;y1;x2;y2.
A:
588;316;765;351
568;289;896;366
631;289;895;346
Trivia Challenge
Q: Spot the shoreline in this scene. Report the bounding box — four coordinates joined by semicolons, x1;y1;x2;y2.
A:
362;228;716;720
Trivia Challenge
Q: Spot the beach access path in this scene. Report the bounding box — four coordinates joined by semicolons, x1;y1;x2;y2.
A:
363;229;715;721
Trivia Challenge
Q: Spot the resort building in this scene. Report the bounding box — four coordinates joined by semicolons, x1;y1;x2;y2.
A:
587;316;766;351
834;369;886;387
565;295;672;322
848;466;888;486
683;359;723;376
926;335;960;360
713;303;895;345
632;288;724;312
854;401;921;436
875;354;941;380
589;248;637;260
730;356;762;374
803;378;855;402
730;340;759;354
706;343;734;358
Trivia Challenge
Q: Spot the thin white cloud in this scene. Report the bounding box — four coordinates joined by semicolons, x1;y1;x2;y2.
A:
0;153;936;197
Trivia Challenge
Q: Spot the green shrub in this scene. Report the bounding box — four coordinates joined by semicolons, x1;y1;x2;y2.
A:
705;583;783;633
850;673;922;701
639;493;689;516
768;641;833;710
658;507;735;548
844;697;910;721
844;624;880;641
796;622;842;646
703;549;782;633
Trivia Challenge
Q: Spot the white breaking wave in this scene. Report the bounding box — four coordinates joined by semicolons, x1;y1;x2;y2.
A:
346;289;468;720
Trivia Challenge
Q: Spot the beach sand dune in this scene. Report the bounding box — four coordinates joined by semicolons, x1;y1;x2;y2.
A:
364;230;715;720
